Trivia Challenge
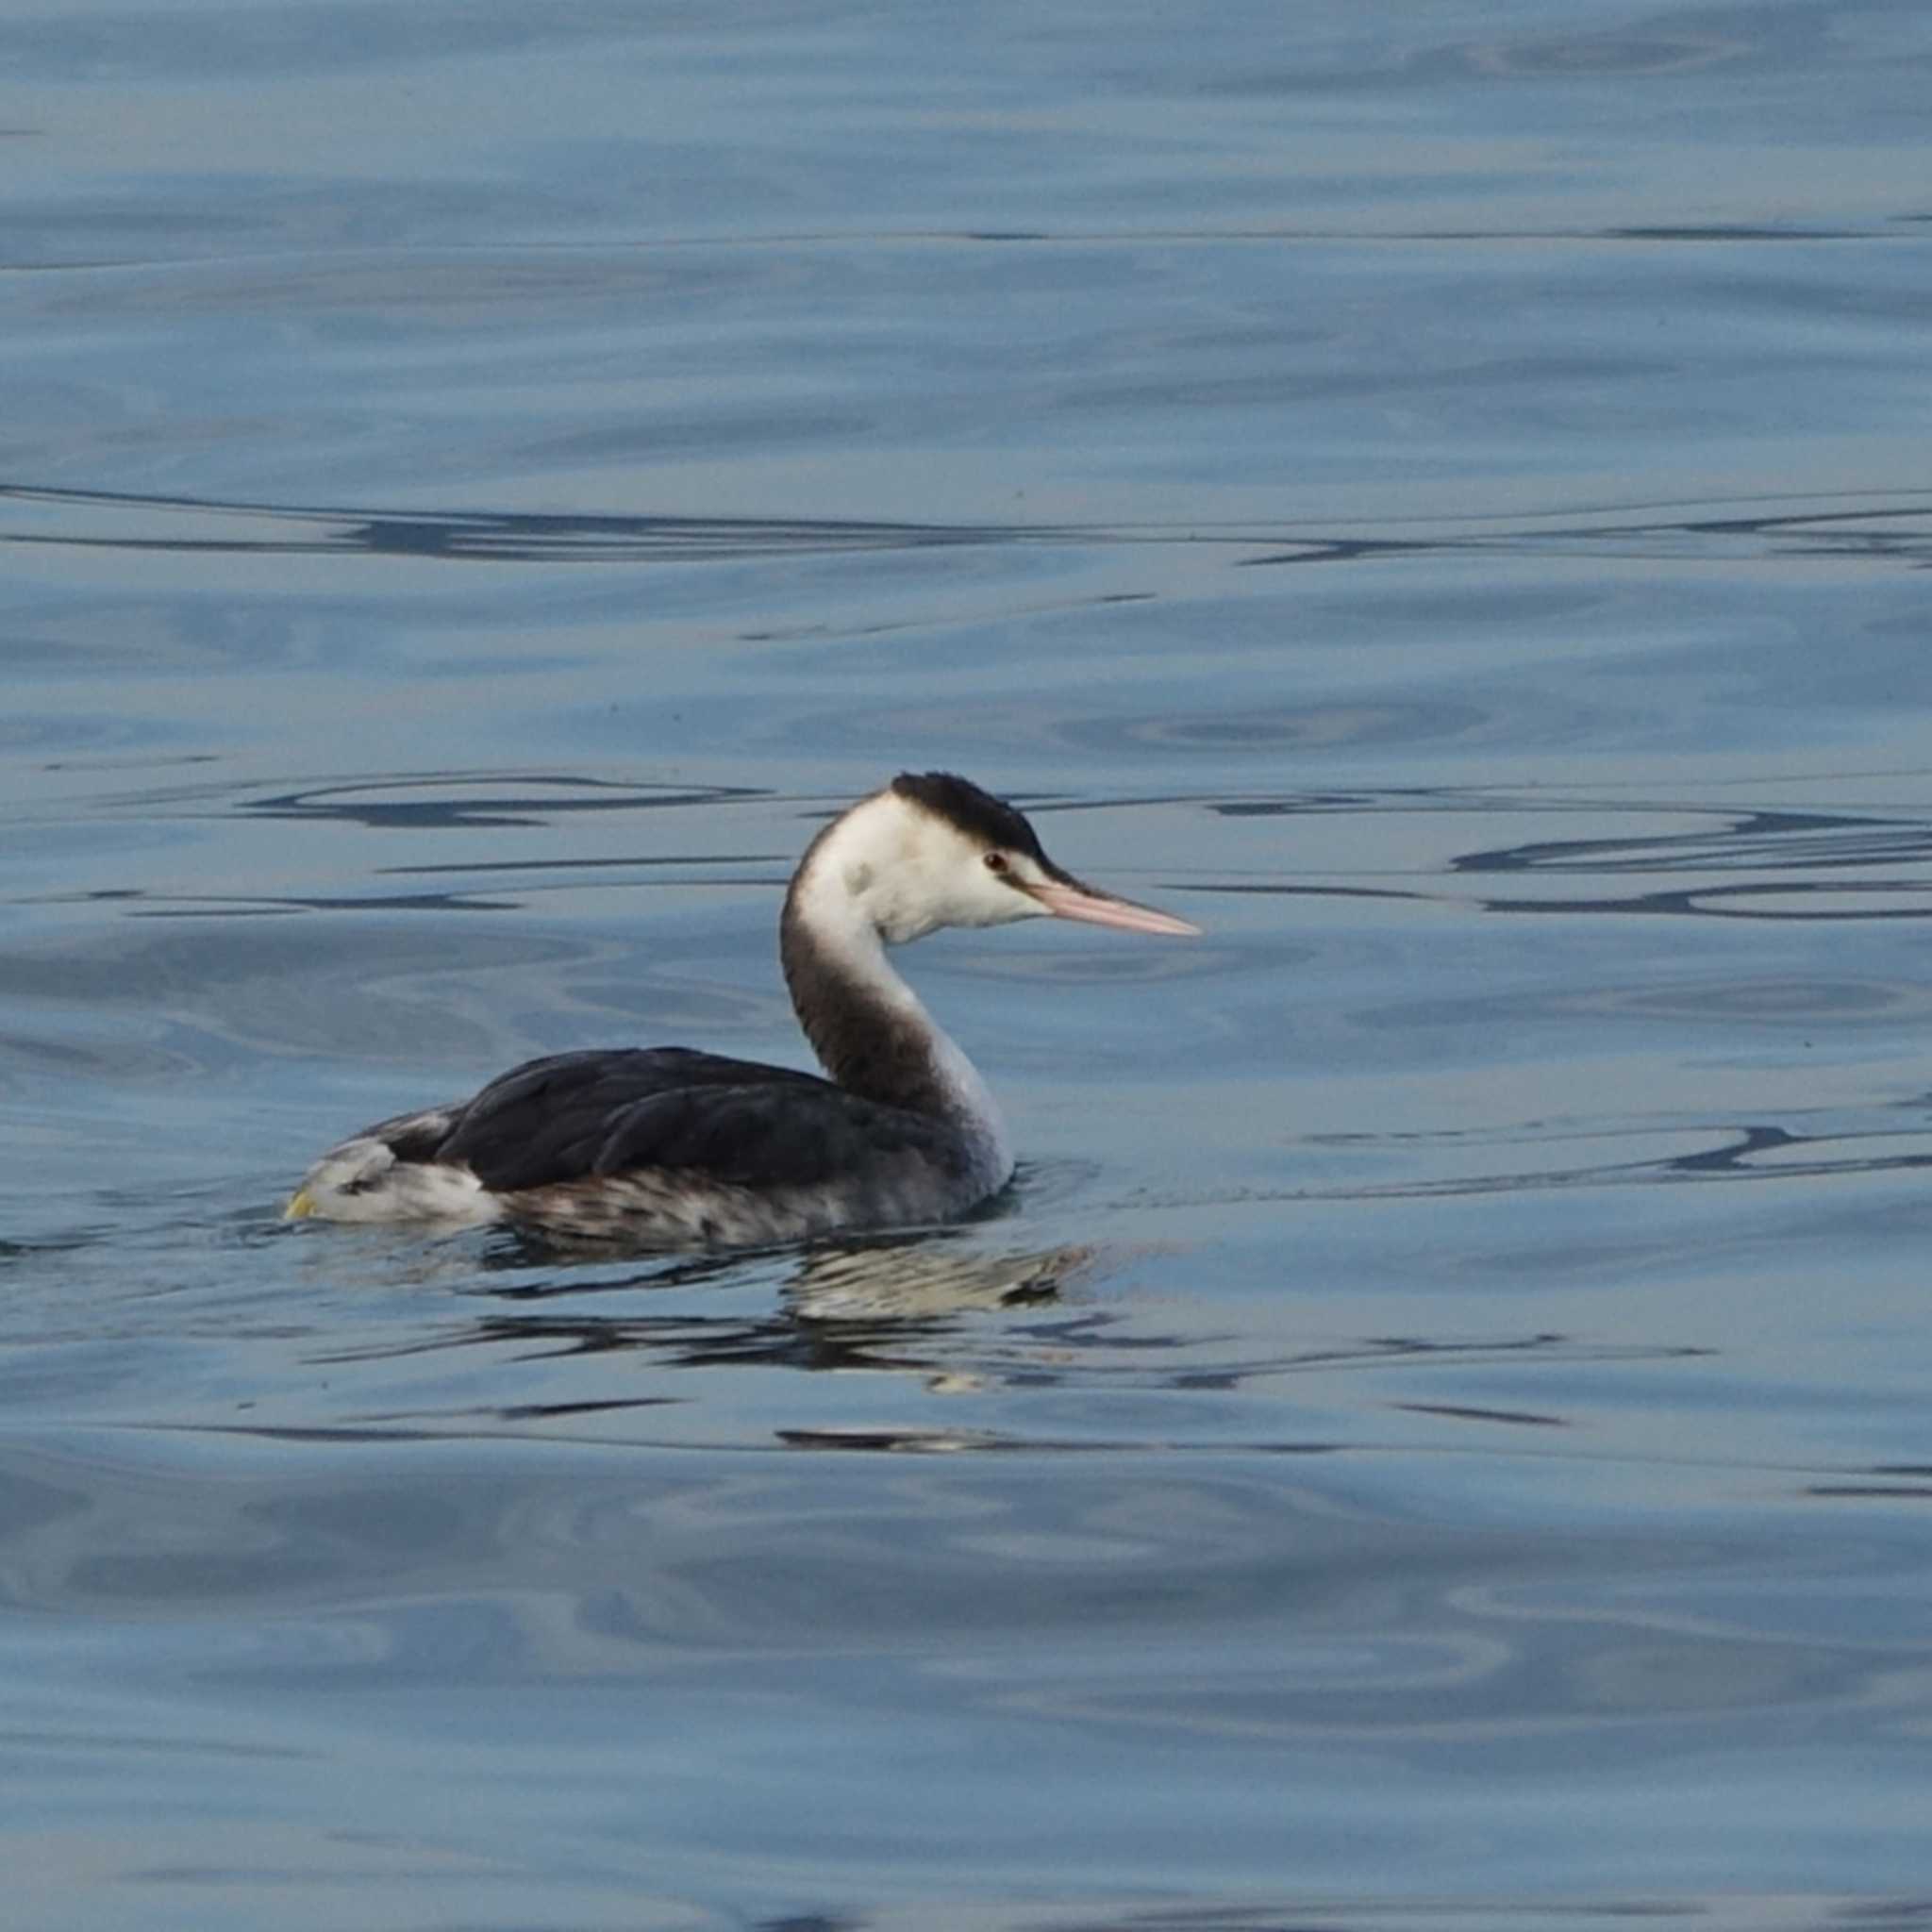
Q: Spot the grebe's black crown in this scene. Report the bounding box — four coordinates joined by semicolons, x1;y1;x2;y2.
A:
890;772;1047;861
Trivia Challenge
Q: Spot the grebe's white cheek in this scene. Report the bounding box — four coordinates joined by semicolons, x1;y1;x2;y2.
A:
989;858;1056;925
934;866;1021;930
987;880;1049;926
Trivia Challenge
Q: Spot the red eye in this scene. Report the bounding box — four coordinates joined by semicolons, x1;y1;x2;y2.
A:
983;851;1008;874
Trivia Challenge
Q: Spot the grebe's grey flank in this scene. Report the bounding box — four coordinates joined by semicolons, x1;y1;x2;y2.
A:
285;772;1198;1245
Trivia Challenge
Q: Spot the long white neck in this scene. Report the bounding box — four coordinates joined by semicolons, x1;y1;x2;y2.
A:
779;824;1010;1174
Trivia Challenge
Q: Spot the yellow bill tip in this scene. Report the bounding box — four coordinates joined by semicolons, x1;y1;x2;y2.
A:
284;1188;317;1221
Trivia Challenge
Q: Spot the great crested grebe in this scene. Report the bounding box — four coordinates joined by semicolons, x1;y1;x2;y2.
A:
285;772;1198;1245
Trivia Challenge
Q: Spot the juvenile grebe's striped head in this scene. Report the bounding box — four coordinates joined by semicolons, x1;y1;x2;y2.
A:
789;772;1200;946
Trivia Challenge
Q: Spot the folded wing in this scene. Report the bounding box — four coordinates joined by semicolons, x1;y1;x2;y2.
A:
426;1047;974;1195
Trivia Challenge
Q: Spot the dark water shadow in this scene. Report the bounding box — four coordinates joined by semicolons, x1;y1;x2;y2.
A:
1197;792;1932;923
7;478;1932;568
232;774;765;832
1459;803;1932;919
1256;1108;1932;1211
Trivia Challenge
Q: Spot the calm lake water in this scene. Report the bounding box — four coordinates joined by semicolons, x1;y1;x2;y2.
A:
7;1;1932;1926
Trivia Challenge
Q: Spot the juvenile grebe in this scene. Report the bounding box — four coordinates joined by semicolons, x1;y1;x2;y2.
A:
284;773;1198;1244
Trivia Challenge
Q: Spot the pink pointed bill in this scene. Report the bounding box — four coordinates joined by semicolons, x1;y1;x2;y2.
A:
1025;878;1200;936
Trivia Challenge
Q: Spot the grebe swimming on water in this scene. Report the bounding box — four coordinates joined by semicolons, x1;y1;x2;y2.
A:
285;772;1198;1245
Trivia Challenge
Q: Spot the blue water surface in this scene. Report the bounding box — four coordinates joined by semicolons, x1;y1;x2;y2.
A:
6;2;1932;1926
